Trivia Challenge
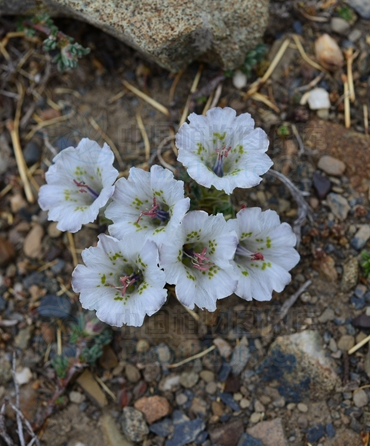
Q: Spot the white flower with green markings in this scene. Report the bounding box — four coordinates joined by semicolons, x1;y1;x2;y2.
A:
38;138;118;233
72;234;167;327
227;207;300;301
176;107;273;194
160;211;238;311
105;165;190;245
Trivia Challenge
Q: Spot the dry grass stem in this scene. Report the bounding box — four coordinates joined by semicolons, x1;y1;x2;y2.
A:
210;83;223;109
292;124;305;155
89;116;125;170
251;92;280;113
202;91;214;115
12;353;25;446
279;280;312;320
25;112;74;140
135;111;150;161
364;104;369;136
245;38;290;98
154;135;177;173
292;34;327;73
342;76;351;129
122;80;169;117
0;184;12;199
179;64;203;126
54;88;82;97
57;325;62;356
169;69;185;103
184;306;200;322
348;334;370;355
94;374;116;400
107;90;126;104
345;47;355;102
67;232;78;267
168;345;215;369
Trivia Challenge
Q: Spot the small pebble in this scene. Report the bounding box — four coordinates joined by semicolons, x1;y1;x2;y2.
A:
337;335;355;351
180;371;199;388
176;393;188;405
351;225;370;250
318;308;335;323
353;389;368;407
307;88;330;110
250;412;262;423
125;364;141;383
199;370;214;383
233;70;247;89
330;17;350;35
315;34;344;71
15;367;32;385
205;382;217;395
318;155;346;176
297;403;308;413
254;400;265;412
69;391;85;404
240;398;251;409
348;29;361;42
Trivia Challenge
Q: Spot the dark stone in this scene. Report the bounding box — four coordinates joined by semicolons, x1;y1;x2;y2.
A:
165;418;205;446
38;294;72;319
220;414;230;423
312;171;331;199
348;0;370;19
237;433;264;446
350;296;365;310
354;284;367;299
224;374;241;393
195;431;208;444
150;418;173;437
23;137;42;166
209;419;244;446
0;295;7;311
306;424;325;443
218;362;231;382
219;393;241;412
326;423;335;438
54;136;75;152
352;314;370;329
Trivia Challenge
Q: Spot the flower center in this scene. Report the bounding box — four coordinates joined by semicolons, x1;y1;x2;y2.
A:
213;145;231;177
183;246;214;271
108;270;142;297
73;179;99;199
235;244;264;262
136;197;170;224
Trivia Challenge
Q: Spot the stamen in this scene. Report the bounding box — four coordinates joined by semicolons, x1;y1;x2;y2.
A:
213;145;231;177
136;197;170;224
73;179;99;198
108;274;137;296
184;247;214;271
235;244;264;261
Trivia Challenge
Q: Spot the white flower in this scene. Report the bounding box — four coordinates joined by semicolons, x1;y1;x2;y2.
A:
38;138;118;233
176;107;273;194
160;211;238;311
72;234;167;327
105;165;190;245
227;208;300;301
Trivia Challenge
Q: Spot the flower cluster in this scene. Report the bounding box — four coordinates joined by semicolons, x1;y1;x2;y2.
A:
38;107;300;327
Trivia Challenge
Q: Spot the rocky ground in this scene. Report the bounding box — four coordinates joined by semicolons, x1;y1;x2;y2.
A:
0;1;370;445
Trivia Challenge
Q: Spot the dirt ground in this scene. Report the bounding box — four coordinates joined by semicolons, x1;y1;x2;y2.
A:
0;1;370;445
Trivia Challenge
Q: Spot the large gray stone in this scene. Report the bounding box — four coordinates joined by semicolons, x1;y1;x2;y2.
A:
257;331;340;402
0;0;269;72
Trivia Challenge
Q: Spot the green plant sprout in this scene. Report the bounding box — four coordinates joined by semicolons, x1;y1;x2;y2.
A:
224;43;268;78
336;5;355;22
19;12;90;71
360;250;370;278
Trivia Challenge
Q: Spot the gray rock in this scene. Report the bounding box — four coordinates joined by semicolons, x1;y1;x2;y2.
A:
125;364;141;383
348;0;370;19
0;0;269;72
165;417;205;446
230;344;250;375
327;193;350;220
351;225;370;250
257;331;339;401
179;371;199;388
318;156;346;176
0;354;12;385
237;433;264;446
330;17;350;35
337;335;355;351
340;257;358;292
353;389;368;408
348;29;362;42
247;418;288;446
318;308;335;323
121;407;149;443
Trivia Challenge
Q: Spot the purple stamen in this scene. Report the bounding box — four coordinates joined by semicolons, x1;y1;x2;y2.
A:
213;145;231;177
73;179;99;198
136;197;170;224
